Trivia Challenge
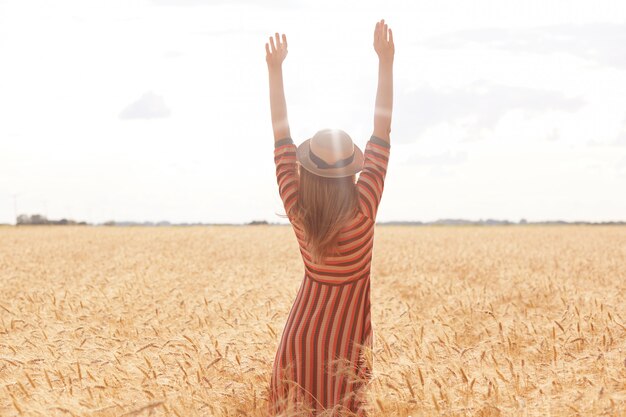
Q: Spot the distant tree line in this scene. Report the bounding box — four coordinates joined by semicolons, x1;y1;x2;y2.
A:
16;214;87;226
248;220;269;225
382;218;626;226
10;214;624;227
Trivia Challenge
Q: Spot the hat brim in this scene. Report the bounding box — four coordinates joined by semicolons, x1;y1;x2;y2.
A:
296;138;364;178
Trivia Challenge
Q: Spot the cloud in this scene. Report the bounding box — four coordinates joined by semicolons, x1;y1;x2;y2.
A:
405;151;468;166
190;28;263;37
151;0;232;5
617;156;626;179
163;50;183;58
587;114;626;147
402;151;469;178
417;23;626;69
393;80;584;143
404;151;468;178
616;116;626;145
151;0;300;8
119;92;171;120
545;128;560;142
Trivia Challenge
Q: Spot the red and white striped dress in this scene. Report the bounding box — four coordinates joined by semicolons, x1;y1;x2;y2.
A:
269;135;391;416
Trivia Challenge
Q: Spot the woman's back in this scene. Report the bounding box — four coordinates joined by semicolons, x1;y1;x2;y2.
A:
285;134;390;285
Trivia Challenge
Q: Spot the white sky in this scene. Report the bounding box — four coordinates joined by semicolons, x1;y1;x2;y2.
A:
1;0;625;224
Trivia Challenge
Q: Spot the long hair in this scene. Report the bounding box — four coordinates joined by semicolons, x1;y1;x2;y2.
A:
281;164;359;264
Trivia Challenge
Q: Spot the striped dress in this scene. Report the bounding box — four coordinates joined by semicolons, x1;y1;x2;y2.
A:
269;135;391;416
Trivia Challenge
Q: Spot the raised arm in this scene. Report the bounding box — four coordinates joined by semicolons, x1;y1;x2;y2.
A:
266;32;291;143
355;20;394;222
372;19;394;144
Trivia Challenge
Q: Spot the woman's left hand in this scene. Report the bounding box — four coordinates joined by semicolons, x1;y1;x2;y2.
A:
266;32;288;69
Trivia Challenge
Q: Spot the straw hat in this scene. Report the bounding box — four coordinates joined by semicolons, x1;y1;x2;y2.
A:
296;129;364;178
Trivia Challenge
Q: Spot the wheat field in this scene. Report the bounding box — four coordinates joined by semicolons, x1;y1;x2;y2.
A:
0;225;624;416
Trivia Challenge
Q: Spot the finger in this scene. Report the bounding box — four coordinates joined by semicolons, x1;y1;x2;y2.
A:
265;42;270;55
384;24;388;42
275;32;281;48
374;22;379;39
282;33;287;49
270;36;276;53
388;28;393;44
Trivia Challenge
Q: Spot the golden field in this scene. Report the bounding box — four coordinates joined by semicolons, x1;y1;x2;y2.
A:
0;225;625;417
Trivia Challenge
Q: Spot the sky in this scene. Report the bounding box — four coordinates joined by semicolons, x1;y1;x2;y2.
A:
1;0;625;225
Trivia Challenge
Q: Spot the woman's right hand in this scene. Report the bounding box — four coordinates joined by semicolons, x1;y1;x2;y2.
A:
373;19;394;63
266;32;288;70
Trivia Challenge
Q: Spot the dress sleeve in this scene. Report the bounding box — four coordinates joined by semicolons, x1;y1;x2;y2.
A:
274;137;299;217
356;135;391;221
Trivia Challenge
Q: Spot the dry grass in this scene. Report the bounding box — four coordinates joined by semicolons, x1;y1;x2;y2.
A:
0;225;625;416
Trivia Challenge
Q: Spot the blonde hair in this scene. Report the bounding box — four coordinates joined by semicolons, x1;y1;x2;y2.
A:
281;164;358;264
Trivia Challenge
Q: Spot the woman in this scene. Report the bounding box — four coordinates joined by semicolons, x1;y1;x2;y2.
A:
265;18;394;416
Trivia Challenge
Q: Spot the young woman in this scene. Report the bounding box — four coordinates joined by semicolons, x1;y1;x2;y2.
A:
265;19;394;416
